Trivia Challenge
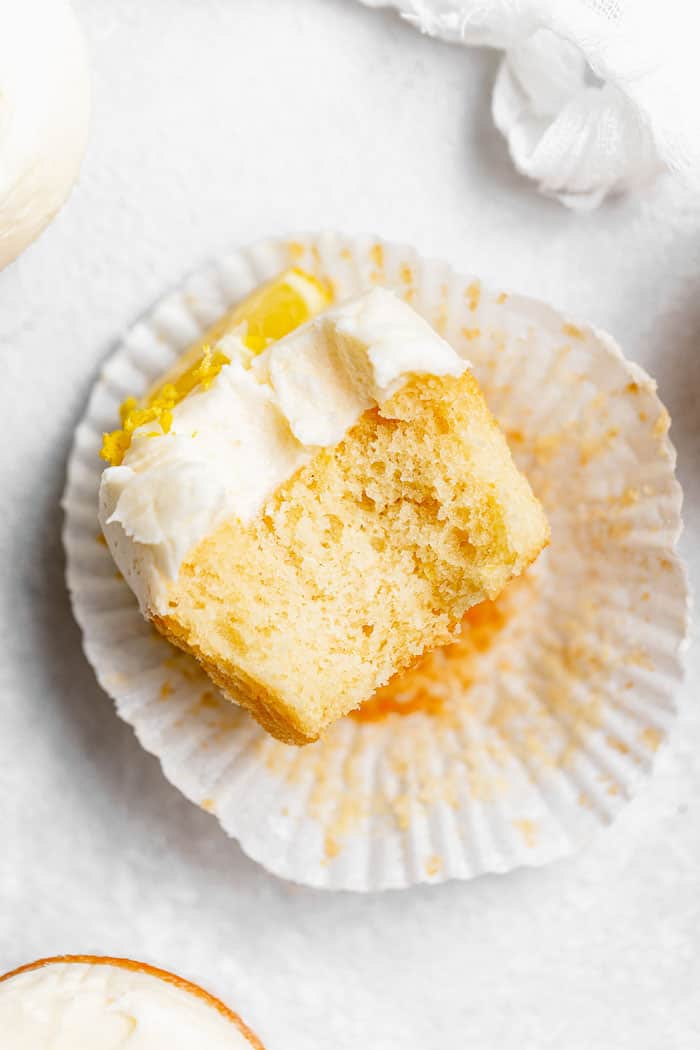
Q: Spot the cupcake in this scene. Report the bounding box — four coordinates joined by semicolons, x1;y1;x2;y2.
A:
98;275;548;743
65;233;687;889
0;956;263;1047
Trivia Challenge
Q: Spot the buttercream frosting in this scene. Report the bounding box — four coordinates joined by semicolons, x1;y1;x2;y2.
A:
99;288;468;613
0;961;254;1049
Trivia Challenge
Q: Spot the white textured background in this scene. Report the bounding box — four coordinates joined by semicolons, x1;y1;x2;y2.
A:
1;2;699;1047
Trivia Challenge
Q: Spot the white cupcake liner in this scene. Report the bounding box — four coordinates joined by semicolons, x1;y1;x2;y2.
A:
63;232;689;891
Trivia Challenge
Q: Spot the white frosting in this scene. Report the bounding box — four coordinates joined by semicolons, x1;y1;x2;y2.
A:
0;961;254;1049
99;288;468;613
0;0;90;269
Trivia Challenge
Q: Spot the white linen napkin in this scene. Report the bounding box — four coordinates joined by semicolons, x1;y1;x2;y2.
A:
360;0;700;209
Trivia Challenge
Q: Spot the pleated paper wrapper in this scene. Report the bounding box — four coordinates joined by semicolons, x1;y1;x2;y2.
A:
63;233;689;891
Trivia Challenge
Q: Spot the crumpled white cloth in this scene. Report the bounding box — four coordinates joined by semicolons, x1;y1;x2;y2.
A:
360;0;700;209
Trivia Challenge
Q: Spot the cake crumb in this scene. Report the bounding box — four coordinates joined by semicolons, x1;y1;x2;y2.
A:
579;427;620;466
324;835;341;861
370;243;384;270
640;727;663;752
199;690;219;709
466;281;481;311
513;819;537;847
435;284;449;334
607;736;630;755
626;648;654;670
425;855;443;876
392;795;412;830
563;323;584;339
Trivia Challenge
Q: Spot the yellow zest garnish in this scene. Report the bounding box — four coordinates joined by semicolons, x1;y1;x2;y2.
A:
189;347;231;391
100;429;131;466
101;267;331;465
103;388;178;462
119;397;137;424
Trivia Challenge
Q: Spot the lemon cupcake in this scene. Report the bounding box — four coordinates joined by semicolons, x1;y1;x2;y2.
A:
65;233;687;890
98;274;548;743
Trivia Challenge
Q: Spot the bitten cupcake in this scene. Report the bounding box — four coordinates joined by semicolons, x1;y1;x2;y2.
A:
65;233;687;890
98;273;548;743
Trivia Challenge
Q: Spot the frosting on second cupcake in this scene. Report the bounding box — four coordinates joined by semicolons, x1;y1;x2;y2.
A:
99;288;468;614
0;960;254;1048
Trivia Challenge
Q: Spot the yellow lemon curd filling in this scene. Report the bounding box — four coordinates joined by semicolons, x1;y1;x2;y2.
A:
101;268;331;466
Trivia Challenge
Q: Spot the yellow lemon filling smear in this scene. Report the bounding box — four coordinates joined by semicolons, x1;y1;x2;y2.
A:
101;268;331;466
